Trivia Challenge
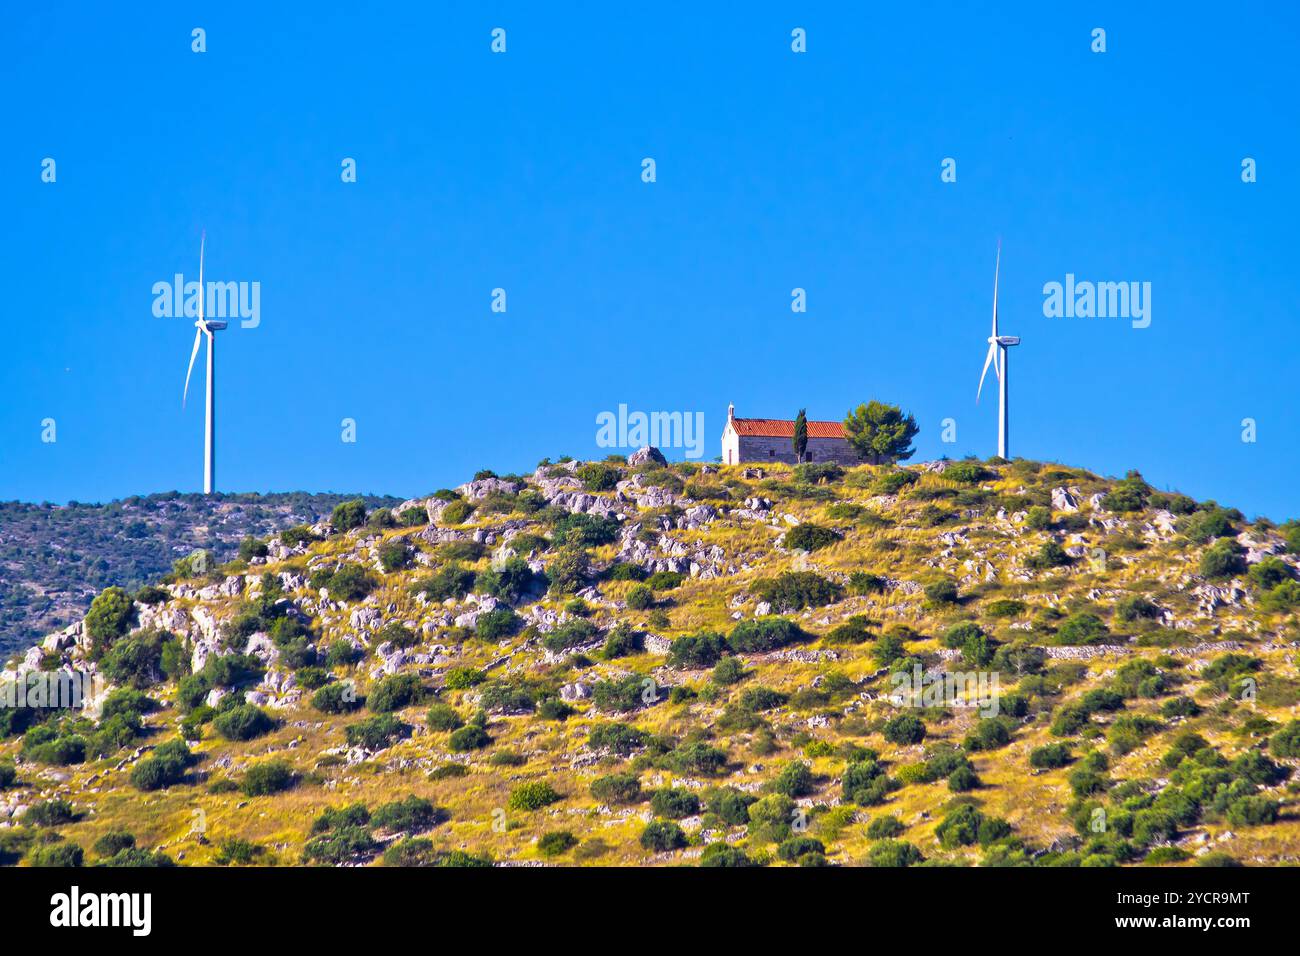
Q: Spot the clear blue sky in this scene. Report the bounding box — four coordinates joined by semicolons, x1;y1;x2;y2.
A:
4;3;1298;520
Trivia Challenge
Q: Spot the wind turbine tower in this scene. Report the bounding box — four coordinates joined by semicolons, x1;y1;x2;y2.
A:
183;234;228;494
976;244;1020;460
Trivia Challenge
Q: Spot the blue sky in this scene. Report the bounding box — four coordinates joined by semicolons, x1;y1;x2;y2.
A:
3;3;1298;520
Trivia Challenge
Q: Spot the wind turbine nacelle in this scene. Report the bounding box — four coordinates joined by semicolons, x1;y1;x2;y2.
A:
204;320;229;331
995;336;1020;346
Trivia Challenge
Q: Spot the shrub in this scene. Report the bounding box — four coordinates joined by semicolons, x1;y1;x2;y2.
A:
92;831;137;858
1225;796;1279;828
312;682;361;714
646;571;685;590
847;572;887;595
448;724;491;752
712;656;746;685
784;523;842;553
303;825;376;865
414;564;476;601
28;842;85;867
1200;539;1246;580
923;579;959;605
444;667;486;690
367;674;424;713
588;722;649;756
1055;612;1110;646
668;742;728;776
772;761;814;797
1029;743;1073;769
866;840;923;867
883;714;926;745
426;704;464;732
866;815;904;840
331;499;367;532
1269;721;1300;758
591;772;642;804
650;788;701;819
84;586;135;659
1025;506;1052;531
777;836;826;863
626;583;654;610
439;500;474;525
0;762;15;790
476;608;521;640
593;675;647;713
1027;540;1071;570
752;572;842;612
1115;595;1161;623
213;704;275;742
669;631;728;668
700;843;759;867
576;462;621;491
508;781;562;812
640;820;687;852
728;617;803;653
372;796;440;833
241;759;295;796
316;563;375;601
538;830;578;857
551;512;620;548
346;714;411;750
25;798;79;826
842;759;890;805
130;740;194;791
378;539;414;572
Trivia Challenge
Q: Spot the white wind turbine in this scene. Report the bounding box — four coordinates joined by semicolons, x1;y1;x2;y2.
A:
182;233;227;494
976;243;1020;460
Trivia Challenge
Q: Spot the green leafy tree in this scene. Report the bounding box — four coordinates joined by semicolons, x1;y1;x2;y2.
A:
84;586;136;659
792;409;808;464
842;401;919;465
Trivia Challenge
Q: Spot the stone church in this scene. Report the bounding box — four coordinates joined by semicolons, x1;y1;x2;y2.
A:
721;404;866;465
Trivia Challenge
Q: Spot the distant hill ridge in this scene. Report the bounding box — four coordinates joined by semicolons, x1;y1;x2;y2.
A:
0;491;401;657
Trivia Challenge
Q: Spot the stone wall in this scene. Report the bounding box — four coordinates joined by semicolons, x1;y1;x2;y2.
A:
734;434;865;465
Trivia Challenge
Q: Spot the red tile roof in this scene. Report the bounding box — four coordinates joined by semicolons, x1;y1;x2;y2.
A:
730;417;846;439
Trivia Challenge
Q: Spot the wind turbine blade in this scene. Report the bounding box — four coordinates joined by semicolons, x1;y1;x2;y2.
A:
976;341;998;402
991;241;1000;339
183;328;202;407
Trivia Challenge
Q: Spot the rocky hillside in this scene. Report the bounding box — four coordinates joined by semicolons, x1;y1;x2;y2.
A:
3;454;1300;868
0;492;401;659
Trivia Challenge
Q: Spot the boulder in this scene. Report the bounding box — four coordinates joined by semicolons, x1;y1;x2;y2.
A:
628;446;668;467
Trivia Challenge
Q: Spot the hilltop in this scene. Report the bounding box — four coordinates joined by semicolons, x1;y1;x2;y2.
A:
0;492;402;659
3;454;1300;868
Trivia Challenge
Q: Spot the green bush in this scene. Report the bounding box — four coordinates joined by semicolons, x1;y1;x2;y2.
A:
772;761;814;797
669;631;728;668
372;796;441;833
591;772;643;804
538;830;578;857
728;617;803;653
367;674;424;713
923;579;959;605
240;759;295;797
346;714;411;750
626;583;654;610
439;500;475;525
577;462;621;491
783;523;842;553
476;608;521;640
426;704;464;732
312;682;361;714
25;798;79;826
331;499;367;532
1055;612;1110;646
865;839;923;867
84;586;135;659
883;714;926;745
508;781;562;812
650;788;701;819
1029;743;1073;769
213;704;275;742
639;820;687;852
1200;539;1246;580
752;572;842;612
378;539;414;572
866;815;904;840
